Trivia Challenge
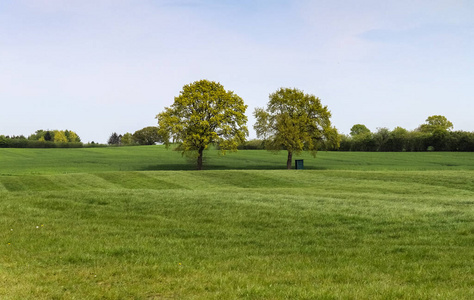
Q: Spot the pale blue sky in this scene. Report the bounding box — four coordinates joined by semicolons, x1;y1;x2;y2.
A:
1;0;473;143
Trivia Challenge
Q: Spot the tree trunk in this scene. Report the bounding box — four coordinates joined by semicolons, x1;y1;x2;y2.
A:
286;151;293;170
197;147;204;170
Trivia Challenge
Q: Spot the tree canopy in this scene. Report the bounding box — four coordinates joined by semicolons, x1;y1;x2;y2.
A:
339;116;474;152
108;132;121;145
350;124;371;136
121;133;135;146
254;87;339;169
418;115;453;133
53;130;68;143
133;126;161;145
29;129;81;143
156;79;248;170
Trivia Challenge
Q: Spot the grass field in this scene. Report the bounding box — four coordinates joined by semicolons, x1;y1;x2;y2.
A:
0;147;473;299
1;146;474;174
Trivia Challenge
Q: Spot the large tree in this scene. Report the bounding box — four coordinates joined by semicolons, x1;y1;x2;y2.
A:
156;79;248;170
108;132;121;145
418;115;453;133
133;126;161;145
350;124;371;136
53;130;68;143
121;133;135;145
254;87;339;169
65;130;81;143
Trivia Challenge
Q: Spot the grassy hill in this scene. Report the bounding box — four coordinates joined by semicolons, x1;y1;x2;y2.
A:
0;147;473;299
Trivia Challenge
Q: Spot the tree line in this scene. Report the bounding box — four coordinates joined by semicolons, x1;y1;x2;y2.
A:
0;130;83;148
237;115;474;152
107;126;162;146
339;115;474;152
0;126;164;148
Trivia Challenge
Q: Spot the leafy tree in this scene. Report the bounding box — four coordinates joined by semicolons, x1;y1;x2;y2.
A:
43;131;53;142
28;129;81;144
133;127;161;145
350;132;376;151
108;132;121;145
28;130;45;141
0;135;10;147
156;79;248;170
391;126;408;137
345;124;375;151
65;130;81;142
404;130;428;152
428;128;450;151
388;126;409;151
417;115;454;151
254;87;339;169
64;130;70;141
374;127;390;151
53;130;68;143
418;115;453;133
449;131;474;151
337;134;352;151
350;124;371;136
121;133;135;146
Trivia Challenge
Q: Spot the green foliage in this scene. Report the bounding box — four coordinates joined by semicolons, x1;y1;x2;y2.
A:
20;129;82;147
341;116;474;152
346;132;376;151
350;124;371;136
156;79;248;170
0;139;83;148
388;126;409;151
373;127;390;151
450;130;474;151
0;135;7;147
53;130;68;143
28;130;45;141
254;87;339;169
1;129;83;148
132;126;161;145
108;132;121;145
237;139;265;150
44;131;53;141
120;133;134;146
419;115;454;133
65;130;81;142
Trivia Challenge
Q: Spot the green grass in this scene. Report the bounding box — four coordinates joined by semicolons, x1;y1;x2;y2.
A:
0;147;473;299
1;145;474;175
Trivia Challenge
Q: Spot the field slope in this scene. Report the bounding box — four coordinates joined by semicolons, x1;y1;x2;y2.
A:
0;147;473;299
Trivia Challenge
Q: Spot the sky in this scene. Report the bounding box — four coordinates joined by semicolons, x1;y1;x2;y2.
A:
1;0;473;143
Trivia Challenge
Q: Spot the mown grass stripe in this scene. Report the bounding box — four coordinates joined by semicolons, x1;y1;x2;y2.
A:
1;170;474;195
0;179;7;192
95;172;185;190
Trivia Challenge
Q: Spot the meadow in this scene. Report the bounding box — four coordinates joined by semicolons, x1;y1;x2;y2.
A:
0;146;473;299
